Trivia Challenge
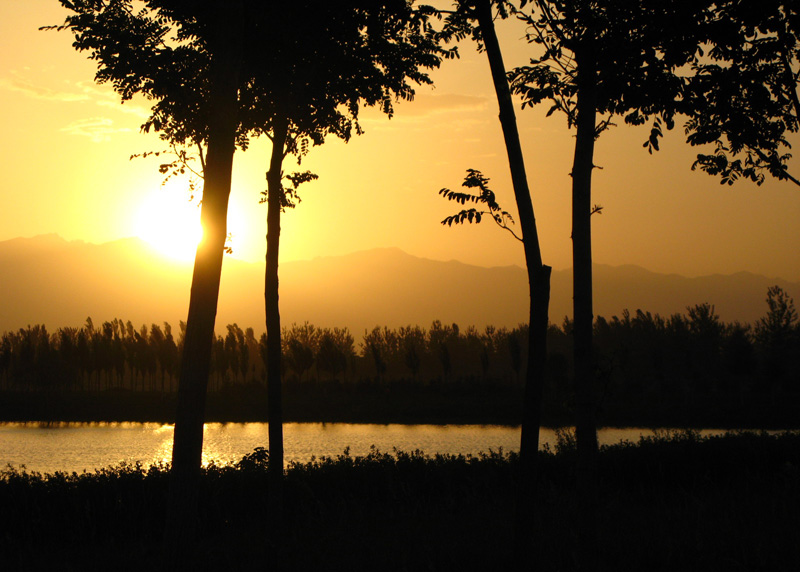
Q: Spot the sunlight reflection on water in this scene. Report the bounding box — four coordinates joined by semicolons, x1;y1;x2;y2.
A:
0;422;740;475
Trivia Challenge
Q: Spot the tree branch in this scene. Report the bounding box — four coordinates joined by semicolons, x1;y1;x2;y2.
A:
754;148;800;187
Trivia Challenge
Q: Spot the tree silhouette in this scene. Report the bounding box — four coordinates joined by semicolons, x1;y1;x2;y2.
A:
2;307;799;428
362;326;394;382
397;325;427;379
437;0;552;561
158;322;178;392
232;1;450;556
440;169;522;240
755;286;799;388
428;321;461;380
0;335;11;391
508;1;713;568
48;0;447;552
316;328;355;381
51;0;251;555
284;337;315;381
224;324;243;384
684;1;800;187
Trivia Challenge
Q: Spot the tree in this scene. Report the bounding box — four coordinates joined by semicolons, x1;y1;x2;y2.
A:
755;286;799;387
437;0;552;563
362;326;394;381
757;286;798;343
55;0;448;555
316;328;355;381
428;320;459;379
683;1;800;187
224;324;243;384
239;1;450;557
158;322;178;391
52;0;248;556
281;323;320;381
440;169;523;241
398;325;427;379
508;1;712;568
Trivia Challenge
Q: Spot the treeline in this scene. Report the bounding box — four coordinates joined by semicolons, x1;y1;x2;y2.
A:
0;317;528;393
1;287;797;409
583;292;799;422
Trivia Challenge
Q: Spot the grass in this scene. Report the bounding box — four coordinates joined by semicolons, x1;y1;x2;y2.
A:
1;431;798;571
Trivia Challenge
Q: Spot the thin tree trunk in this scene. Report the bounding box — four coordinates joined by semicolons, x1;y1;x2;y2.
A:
571;51;599;572
164;6;242;561
265;114;289;561
474;1;552;566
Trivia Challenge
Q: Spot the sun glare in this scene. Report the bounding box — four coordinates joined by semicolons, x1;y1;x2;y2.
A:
135;190;203;262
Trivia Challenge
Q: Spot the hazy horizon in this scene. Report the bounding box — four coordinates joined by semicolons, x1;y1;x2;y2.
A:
2;233;797;339
7;231;800;282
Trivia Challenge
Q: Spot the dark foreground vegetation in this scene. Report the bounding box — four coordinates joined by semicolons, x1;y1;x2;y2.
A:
1;430;798;571
1;288;798;427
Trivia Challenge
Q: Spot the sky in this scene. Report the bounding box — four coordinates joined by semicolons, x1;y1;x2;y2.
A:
1;0;799;282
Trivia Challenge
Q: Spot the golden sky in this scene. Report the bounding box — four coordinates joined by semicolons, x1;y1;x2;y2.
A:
2;0;799;281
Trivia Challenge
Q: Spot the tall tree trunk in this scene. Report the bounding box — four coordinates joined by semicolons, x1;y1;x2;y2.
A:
265;114;289;560
164;5;242;561
474;0;552;565
571;51;599;572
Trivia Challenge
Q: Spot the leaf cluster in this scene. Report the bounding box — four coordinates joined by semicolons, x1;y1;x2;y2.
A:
240;1;454;154
48;0;241;150
683;0;800;186
439;169;521;241
50;0;454;190
131;143;204;188
259;171;319;212
433;0;517;51
509;0;712;148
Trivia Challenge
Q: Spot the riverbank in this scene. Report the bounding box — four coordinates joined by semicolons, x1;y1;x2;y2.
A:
1;430;798;571
1;383;799;428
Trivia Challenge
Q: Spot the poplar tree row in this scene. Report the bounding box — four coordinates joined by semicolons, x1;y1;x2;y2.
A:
2;287;796;402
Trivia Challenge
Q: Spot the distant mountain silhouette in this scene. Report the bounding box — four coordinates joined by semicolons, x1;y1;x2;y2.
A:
1;235;797;336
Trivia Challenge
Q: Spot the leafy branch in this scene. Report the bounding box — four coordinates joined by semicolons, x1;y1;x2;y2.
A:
130;142;205;198
510;1;687;146
681;1;800;188
439;169;522;242
260;170;319;212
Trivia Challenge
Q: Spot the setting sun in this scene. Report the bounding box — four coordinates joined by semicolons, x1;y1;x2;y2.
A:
134;187;203;262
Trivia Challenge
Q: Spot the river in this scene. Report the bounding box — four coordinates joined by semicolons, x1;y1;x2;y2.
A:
0;422;735;475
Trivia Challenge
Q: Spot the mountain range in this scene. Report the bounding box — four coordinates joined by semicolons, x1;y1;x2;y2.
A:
1;234;797;337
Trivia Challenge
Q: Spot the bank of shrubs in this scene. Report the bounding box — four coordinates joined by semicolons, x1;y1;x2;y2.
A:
0;287;797;422
1;430;798;571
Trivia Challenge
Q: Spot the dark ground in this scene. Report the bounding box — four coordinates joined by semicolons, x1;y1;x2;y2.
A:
1;430;798;571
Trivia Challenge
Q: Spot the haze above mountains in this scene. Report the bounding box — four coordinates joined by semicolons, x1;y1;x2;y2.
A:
1;234;797;337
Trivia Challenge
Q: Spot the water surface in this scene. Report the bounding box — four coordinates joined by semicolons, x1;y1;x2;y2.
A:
0;422;732;475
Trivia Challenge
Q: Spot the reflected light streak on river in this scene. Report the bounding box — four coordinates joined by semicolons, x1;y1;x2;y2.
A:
0;422;734;475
